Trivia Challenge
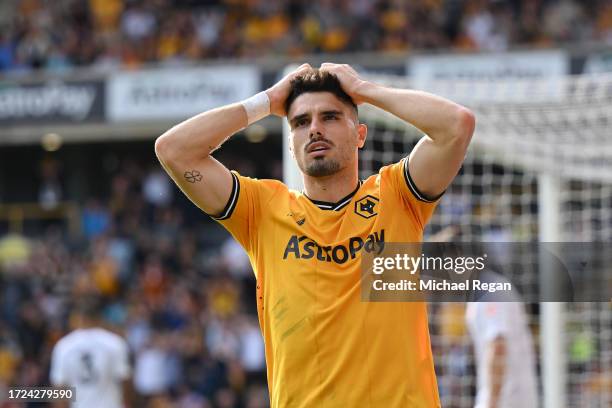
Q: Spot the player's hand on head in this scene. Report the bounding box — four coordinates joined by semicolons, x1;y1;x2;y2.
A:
320;62;367;105
266;63;313;117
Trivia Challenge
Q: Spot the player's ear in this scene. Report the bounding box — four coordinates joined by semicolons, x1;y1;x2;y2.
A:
357;123;367;148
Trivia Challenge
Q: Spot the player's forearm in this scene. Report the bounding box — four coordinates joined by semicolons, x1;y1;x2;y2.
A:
487;337;507;408
357;82;474;145
122;379;134;408
155;103;248;165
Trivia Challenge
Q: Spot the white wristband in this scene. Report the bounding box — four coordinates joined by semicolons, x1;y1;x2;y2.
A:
242;91;270;125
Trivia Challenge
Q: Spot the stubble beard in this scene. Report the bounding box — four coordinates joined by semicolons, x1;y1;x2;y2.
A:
303;157;341;177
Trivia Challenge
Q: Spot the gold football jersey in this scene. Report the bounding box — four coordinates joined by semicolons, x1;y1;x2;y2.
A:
214;158;441;407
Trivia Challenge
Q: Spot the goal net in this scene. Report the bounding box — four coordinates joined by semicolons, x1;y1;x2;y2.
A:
283;72;612;407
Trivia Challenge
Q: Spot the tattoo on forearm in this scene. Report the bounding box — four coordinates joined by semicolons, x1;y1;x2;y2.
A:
184;170;203;183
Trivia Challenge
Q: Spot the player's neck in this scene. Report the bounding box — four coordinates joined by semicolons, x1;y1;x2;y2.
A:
302;167;359;204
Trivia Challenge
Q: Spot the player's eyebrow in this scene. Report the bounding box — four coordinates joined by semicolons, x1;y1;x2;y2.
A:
321;110;343;117
289;110;344;128
289;113;310;127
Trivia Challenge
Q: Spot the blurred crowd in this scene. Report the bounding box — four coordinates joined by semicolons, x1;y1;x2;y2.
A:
0;153;273;407
1;0;611;74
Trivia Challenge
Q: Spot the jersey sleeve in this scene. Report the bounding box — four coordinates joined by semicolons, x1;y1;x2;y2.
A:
478;302;512;341
113;337;131;380
383;157;443;230
49;342;66;385
210;171;264;254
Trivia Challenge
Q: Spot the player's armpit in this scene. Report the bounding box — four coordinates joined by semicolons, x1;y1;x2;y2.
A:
408;110;474;198
157;152;233;217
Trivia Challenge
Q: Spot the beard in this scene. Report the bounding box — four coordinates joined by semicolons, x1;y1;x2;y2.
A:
303;157;341;177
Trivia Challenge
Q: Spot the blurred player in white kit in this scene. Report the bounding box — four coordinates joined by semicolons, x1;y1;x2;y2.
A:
50;302;132;408
466;292;539;408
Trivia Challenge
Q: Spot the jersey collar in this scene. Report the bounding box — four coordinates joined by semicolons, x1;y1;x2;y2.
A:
304;180;363;211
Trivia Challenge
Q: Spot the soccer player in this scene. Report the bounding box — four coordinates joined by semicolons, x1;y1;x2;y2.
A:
466;273;539;408
155;63;475;407
50;303;132;408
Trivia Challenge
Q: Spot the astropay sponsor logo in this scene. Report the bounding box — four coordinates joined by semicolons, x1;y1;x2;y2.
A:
282;229;385;265
0;81;97;121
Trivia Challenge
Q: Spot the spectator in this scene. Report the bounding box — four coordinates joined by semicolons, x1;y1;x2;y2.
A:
133;332;171;397
143;167;173;208
81;199;111;239
121;2;156;42
463;0;511;51
595;2;612;43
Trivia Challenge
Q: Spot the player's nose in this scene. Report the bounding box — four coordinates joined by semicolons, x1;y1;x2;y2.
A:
309;117;324;138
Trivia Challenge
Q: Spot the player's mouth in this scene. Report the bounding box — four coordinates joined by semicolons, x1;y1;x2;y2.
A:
306;141;332;155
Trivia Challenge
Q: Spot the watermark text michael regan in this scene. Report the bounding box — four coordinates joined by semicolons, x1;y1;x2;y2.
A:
372;279;512;293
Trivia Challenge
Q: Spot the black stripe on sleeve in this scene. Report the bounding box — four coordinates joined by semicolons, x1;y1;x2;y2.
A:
403;158;444;203
212;172;240;220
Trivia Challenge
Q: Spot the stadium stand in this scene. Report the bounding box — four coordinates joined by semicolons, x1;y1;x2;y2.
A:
0;0;611;74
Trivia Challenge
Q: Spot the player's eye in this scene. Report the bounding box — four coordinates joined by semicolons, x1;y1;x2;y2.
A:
295;118;308;127
323;114;337;120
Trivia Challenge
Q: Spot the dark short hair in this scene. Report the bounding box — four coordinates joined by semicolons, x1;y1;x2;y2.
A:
284;69;357;115
72;298;102;320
